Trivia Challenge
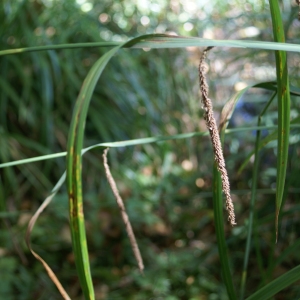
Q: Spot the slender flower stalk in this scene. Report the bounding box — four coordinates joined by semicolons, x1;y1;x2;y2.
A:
198;47;236;226
103;148;144;273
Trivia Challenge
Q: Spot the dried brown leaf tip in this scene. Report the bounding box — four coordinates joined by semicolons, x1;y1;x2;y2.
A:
198;47;236;226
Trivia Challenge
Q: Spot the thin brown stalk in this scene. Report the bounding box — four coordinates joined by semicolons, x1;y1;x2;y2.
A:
198;47;236;226
26;193;71;300
103;148;144;273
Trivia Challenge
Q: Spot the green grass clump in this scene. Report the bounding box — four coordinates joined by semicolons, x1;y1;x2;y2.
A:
1;1;300;299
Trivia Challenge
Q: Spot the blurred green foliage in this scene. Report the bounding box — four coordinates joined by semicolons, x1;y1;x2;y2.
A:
1;0;300;299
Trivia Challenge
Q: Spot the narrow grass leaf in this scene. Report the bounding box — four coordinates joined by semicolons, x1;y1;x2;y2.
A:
0;42;120;56
213;163;237;300
2;123;300;169
2;36;300;57
218;80;297;133
239;93;276;300
66;45;123;299
238;116;300;174
245;264;300;300
219;86;252;132
269;0;290;239
255;82;300;96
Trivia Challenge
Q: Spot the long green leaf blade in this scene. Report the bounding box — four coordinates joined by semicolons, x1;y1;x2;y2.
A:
66;45;122;299
2;36;300;57
269;0;291;239
239;93;276;300
213;88;241;299
213;164;237;300
2;123;300;169
245;264;300;300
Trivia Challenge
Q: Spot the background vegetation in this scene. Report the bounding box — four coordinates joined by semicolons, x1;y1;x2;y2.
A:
1;0;300;299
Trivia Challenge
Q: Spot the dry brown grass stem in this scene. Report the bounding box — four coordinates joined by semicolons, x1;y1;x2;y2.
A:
103;148;144;273
198;47;236;226
26;193;71;300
